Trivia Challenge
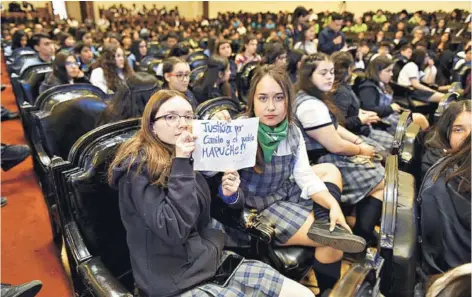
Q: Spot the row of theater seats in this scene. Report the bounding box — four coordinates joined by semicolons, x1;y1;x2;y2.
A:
5;45;465;297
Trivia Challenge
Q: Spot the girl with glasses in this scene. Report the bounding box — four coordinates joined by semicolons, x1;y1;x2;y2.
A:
162;57;198;109
39;51;90;94
108;89;315;297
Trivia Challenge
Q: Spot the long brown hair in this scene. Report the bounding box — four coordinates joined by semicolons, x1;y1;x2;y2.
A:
108;89;188;187
433;134;471;194
330;51;354;92
366;56;394;94
425;100;472;150
98;44;134;93
245;64;294;173
296;53;343;124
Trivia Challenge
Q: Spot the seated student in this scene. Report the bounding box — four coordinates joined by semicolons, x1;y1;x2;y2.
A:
162;32;179;50
420;135;471;276
214;39;238;95
4;29;30;57
422;100;471;180
369;41;393;62
224;65;365;296
39;51;90;94
161;57;198;108
295;53;386;248
20;33;55;74
263;42;287;68
293;24;318;55
127;39;150;71
330;52;394;150
235;34;262;71
108;89;315;297
359;56;429;134
90;44;134;94
353;41;370;70
76;28;99;57
397;48;447;102
57;33;76;53
74;42;95;78
192;55;233;104
98;73;159;125
394;44;413;64
286;50;304;83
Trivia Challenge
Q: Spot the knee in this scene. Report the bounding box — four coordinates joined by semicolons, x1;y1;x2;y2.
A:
312;163;343;189
316;246;343;263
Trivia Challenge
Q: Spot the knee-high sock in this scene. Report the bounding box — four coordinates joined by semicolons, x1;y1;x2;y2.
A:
313;256;342;295
353;196;382;244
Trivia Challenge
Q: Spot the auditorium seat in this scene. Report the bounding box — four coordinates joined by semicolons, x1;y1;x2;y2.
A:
379;155;418;297
51;119;140;296
236;61;259;105
187;51;208;70
18;63;53;104
30;96;106;238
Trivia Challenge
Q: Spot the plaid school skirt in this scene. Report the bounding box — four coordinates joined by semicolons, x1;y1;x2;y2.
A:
384;113;401;135
217;198;313;246
179;252;284;297
362;128;394;151
318;153;385;205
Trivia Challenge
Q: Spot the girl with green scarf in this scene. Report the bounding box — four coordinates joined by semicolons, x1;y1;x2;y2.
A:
226;65;366;295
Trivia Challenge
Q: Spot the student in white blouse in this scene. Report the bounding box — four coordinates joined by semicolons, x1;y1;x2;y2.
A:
90;44;134;94
294;25;318;55
397;48;446;102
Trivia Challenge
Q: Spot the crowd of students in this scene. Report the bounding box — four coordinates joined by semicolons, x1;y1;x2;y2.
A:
2;4;471;297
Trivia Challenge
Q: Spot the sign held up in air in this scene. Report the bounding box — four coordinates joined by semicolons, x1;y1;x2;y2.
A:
192;118;259;172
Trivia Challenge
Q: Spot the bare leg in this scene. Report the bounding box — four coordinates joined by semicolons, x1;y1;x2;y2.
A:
278;276;315;297
311;163;343;191
428;92;446;103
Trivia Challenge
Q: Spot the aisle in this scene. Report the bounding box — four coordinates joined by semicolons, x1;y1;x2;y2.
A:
1;60;72;296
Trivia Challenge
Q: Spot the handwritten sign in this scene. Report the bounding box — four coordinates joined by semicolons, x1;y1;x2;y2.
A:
192;118;259;172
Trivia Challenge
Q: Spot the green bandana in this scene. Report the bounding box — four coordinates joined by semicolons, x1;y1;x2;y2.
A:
257;119;289;163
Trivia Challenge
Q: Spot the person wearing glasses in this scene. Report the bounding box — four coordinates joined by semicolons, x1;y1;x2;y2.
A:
108;89;315;297
162;57;198;109
39;51;90;94
128;39;151;71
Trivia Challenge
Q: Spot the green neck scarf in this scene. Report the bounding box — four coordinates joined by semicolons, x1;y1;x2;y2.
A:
258;119;289;163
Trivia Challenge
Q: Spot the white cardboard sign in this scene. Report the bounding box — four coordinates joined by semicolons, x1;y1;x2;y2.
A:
192;118;259;172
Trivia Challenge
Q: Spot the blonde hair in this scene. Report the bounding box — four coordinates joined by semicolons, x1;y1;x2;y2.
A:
108;89;189;187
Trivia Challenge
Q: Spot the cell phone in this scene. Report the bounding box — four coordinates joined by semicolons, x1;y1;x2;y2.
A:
209;254;244;287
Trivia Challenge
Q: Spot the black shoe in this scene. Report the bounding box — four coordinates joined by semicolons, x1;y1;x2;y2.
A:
1;280;42;297
307;220;367;253
1;197;6;207
1;144;31;171
1;106;20;121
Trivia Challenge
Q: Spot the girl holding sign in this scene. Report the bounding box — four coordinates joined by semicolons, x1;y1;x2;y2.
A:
108;90;315;297
230;65;366;296
294;53;386;252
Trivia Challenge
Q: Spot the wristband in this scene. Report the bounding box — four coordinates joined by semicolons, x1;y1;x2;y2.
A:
218;184;239;205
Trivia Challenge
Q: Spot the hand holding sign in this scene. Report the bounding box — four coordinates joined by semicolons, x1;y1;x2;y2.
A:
192;118;259;172
221;170;240;197
175;131;197;158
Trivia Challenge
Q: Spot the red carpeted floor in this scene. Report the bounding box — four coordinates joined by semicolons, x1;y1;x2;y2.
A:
1;59;72;296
